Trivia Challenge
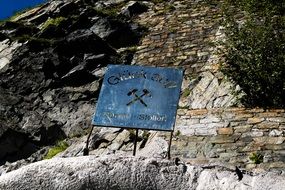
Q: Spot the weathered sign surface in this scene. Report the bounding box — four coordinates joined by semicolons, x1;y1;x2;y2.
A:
92;64;183;131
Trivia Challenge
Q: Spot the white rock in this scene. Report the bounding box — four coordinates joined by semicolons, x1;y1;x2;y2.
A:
0;156;284;190
0;40;21;70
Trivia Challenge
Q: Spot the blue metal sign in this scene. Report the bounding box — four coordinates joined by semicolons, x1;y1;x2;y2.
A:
92;64;183;131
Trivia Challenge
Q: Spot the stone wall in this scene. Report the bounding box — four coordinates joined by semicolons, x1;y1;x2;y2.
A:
133;0;241;109
162;108;285;171
130;0;285;171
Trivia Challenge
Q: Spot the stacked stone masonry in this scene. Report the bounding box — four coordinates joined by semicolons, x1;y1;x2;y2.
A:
133;0;240;109
163;108;285;171
132;0;285;171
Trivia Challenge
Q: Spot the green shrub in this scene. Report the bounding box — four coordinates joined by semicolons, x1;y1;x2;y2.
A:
44;140;69;159
249;152;263;164
225;0;285;16
221;0;285;108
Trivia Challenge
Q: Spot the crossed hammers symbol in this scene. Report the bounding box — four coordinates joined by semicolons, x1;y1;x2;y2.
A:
126;89;151;107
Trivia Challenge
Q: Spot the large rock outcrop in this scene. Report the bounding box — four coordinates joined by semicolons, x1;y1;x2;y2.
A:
0;0;147;165
0;155;284;190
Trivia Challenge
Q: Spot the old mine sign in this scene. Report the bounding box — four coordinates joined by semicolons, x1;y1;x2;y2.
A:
93;64;183;131
88;64;183;157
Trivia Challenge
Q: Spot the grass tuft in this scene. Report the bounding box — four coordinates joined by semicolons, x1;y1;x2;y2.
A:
44;140;69;159
41;17;67;30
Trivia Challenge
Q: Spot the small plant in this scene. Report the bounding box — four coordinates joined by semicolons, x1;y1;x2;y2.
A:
44;140;69;159
128;129;137;140
95;8;118;17
142;130;150;140
249;152;263;164
140;130;150;149
182;88;191;98
41;16;67;30
175;130;181;137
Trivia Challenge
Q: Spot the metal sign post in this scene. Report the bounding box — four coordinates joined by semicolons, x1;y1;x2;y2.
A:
85;64;183;158
168;131;174;159
133;129;139;156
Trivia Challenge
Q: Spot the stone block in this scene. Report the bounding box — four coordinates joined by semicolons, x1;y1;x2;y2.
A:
267;117;285;123
269;129;283;137
177;109;187;115
221;112;235;120
257;112;278;117
209;135;238;144
185;51;197;55
177;55;188;60
195;127;217;136
262;151;274;163
247;117;264;124
247;108;264;113
186;136;205;142
186;119;200;125
234;125;252;133
176;125;195;136
200;115;221;124
226;107;246;112
230;121;246;127
186;109;208;116
240;143;262;152
207;122;229;128
268;162;285;169
197;51;209;57
234;114;253;121
264;144;285;150
267;109;285;113
253;137;285;145
221;142;246;150
219;152;239;158
239;136;253;143
250;129;264;137
256;122;279;129
273;155;285;162
217;127;234;135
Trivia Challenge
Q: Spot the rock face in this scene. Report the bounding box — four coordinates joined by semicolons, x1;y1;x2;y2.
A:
0;0;147;165
0;155;284;190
